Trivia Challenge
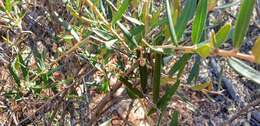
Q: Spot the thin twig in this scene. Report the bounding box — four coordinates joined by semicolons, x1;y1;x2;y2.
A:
155;45;256;63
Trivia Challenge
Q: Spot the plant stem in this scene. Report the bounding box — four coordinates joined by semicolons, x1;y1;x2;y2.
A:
155;45;256;63
215;49;255;63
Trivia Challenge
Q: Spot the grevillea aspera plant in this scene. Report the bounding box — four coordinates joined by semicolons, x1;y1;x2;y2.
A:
3;0;260;125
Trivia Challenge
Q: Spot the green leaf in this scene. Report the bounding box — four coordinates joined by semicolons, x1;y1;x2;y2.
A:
156;111;164;126
166;0;178;45
187;57;200;84
170;110;179;126
93;29;113;41
147;108;157;116
209;30;216;47
112;0;130;25
157;80;180;110
4;91;22;101
34;53;45;71
63;35;74;41
130;25;145;44
139;64;148;93
117;22;138;49
100;80;109;93
191;82;210;91
124;16;144;25
153;52;162;103
151;10;162;28
192;0;208;44
142;0;151;34
215;23;231;48
18;54;29;81
100;0;107;20
252;37;260;64
41;73;49;86
119;76;144;98
228;58;260;85
196;42;213;58
168;54;192;77
105;39;117;49
55;12;80;42
152;36;164;103
172;0;180;25
175;0;197;40
160;75;176;86
5;0;11;13
233;0;256;49
31;49;49;86
9;58;20;86
151;17;168;30
66;5;80;19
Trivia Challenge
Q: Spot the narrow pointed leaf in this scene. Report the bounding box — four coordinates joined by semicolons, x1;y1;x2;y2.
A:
153;52;162;103
170;110;179;126
42;73;49;86
192;0;208;44
233;0;256;49
169;54;192;76
124;16;144;25
18;54;29;81
191;82;210;91
160;75;177;86
166;0;178;45
209;31;216;47
196;42;213;58
142;0;150;34
9;59;20;86
93;29;113;41
216;23;231;47
148;81;181;116
252;36;260;64
175;0;197;40
117;22;138;48
152;36;164;103
151;10;161;28
228;58;260;85
139;64;148;93
119;76;144;98
196;30;215;57
112;0;130;25
55;12;80;42
5;0;11;13
172;0;180;25
157;80;180;110
187;57;201;84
